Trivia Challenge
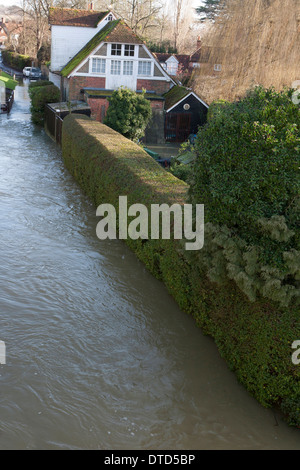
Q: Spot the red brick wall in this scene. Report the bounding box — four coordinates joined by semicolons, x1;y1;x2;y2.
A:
87;96;164;123
87;97;110;122
137;79;172;95
69;77;106;101
150;99;164;110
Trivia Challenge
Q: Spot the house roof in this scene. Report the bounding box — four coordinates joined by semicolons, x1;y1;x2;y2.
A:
164;85;191;110
153;52;198;71
164;85;209;112
49;7;110;28
61;19;145;77
61;19;120;77
190;47;201;62
105;20;144;45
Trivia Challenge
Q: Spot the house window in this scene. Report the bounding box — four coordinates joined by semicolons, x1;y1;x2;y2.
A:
167;63;178;75
111;44;122;56
111;60;121;75
92;58;106;74
214;64;222;71
124;45;135;57
123;60;133;75
138;61;152;76
107;14;113;21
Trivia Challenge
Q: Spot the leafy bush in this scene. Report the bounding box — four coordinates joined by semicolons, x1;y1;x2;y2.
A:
2;50;32;71
169;141;196;182
28;80;54;99
30;84;60;125
104;87;152;142
189;86;300;307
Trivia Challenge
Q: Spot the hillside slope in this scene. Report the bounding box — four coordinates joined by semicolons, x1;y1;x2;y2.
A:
193;0;300;103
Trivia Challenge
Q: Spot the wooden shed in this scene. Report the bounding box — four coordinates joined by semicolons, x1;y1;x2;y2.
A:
164;85;209;142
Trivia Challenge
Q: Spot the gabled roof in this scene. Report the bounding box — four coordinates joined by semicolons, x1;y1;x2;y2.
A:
153;52;196;71
164;85;191;110
49;7;110;28
61;19;120;77
105;20;144;45
61;19;149;78
164;85;209;112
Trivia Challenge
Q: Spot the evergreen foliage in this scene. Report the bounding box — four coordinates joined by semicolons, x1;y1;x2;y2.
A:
62;114;300;427
189;86;300;307
196;0;226;22
29;84;60;125
2;50;32;71
104;87;152;142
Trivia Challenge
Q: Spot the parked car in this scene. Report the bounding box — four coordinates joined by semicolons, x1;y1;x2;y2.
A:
23;67;31;77
23;67;42;79
29;67;42;79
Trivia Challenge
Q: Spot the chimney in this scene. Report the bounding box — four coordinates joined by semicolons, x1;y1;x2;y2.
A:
197;36;201;50
88;2;94;10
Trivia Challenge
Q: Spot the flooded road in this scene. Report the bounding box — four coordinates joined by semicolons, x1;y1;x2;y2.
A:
0;83;299;450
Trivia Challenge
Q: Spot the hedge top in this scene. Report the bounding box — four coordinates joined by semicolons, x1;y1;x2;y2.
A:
62;114;188;206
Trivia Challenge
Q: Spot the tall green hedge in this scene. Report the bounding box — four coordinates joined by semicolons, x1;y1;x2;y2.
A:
29;83;60;125
189;87;300;308
62;114;300;427
2;50;32;71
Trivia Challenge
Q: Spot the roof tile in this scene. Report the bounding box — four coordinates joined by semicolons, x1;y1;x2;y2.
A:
49;8;109;27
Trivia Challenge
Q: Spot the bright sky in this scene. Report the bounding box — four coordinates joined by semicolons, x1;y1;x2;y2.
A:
1;0;203;8
0;0;22;7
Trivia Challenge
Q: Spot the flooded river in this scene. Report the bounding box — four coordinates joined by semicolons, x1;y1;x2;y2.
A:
0;83;299;450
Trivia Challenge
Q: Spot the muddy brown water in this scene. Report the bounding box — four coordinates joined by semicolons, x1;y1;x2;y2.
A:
0;83;299;450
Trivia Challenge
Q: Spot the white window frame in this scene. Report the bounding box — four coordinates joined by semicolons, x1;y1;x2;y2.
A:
124;45;135;57
123;60;134;76
111;59;121;75
138;60;152;77
111;44;122;56
91;57;106;74
166;62;178;75
214;64;222;72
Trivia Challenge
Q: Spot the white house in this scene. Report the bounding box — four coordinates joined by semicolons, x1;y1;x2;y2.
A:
49;7;175;101
48;7;208;143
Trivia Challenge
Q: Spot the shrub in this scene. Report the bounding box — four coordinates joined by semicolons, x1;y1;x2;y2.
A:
2;50;32;71
189;86;300;307
30;84;60;125
104;87;152;142
28;80;54;99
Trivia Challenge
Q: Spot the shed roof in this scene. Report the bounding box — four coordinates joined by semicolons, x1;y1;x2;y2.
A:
164;85;209;112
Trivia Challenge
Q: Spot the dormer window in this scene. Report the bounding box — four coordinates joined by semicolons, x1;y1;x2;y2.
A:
124;45;135;57
111;44;121;56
